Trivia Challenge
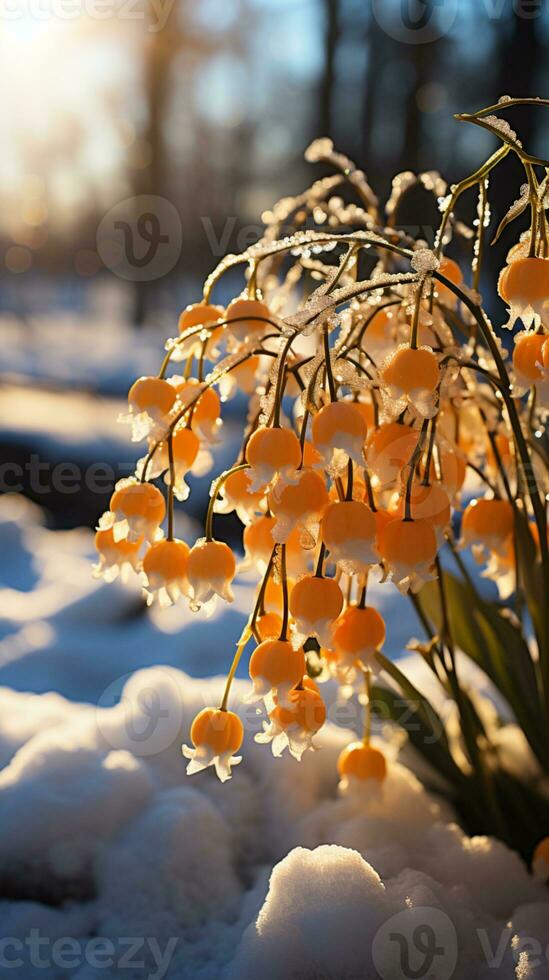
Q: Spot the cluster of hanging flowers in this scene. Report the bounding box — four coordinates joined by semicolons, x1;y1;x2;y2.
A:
95;99;549;829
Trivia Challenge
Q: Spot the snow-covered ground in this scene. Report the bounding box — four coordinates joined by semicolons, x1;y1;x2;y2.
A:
1;496;549;979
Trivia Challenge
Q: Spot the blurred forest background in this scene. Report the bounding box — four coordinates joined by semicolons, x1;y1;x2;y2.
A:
1;0;549;528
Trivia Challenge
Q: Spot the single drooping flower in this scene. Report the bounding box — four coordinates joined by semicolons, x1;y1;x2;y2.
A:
246;639;306;705
183;707;243;782
380;345;440;419
512;331;549;405
255;678;326;760
215;467;266;525
225;296;271;342
461;498;514;556
289;574;344;646
499;256;549;330
176;302;225;360
331;605;386;673
175;379;222;444
93;528;143;583
142;538;190;606
268;467;329;543
138;427;201;502
312;401;368;471
246;425;302;491
99;479;166;543
377;517;438;593
120;376;177;442
321;500;378;573
366;421;418;489
186;538;236;611
337;742;387;792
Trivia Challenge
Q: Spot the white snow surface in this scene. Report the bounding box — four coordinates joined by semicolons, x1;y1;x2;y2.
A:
0;498;548;978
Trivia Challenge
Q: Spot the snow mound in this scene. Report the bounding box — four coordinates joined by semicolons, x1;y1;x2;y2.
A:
0;666;547;979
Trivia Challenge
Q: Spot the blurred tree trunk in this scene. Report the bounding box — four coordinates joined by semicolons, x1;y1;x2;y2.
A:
319;0;341;138
133;4;180;326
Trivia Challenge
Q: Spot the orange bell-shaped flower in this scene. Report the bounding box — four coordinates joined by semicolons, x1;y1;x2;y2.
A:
331;605;386;671
226;296;271;342
312;401;368;470
377;517;437;593
93;527;143;583
321;500;378;573
289;574;344;646
255;679;326;760
337;741;387;791
186;538;236;611
499;256;549;329
246;426;302;491
247;639;306;705
366;422;418;489
123;376;177;441
268;467;329;543
183;707;243;782
142;538;190;606
102;479;166;543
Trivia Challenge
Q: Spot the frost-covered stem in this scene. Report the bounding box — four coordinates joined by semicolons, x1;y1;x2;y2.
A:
279;544;289;641
358;571;368;609
315;542;326;577
323;322;337;402
363;468;376;512
421;417;437;487
409;279;424;349
524;162;539;258
472;179;488;293
435;145;509;255
167;432;175;541
158;316;283;379
328;243;358;294
345;458;354;500
203;232;412;304
298;408;310;469
205;463;250;542
247;261;258;299
272;333;298;426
